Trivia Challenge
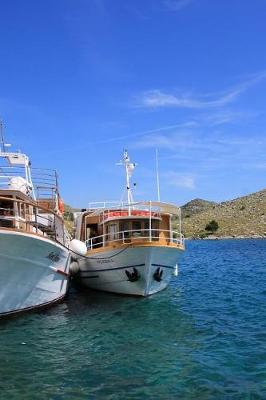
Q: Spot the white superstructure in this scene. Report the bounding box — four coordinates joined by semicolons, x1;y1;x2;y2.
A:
0;123;71;316
73;150;185;296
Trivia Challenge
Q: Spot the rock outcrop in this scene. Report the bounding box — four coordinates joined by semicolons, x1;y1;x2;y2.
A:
181;189;266;238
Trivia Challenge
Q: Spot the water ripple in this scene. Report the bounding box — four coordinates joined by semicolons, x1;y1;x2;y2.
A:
0;239;265;399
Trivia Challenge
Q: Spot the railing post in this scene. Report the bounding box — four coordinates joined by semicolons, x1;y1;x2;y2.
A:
179;208;182;245
62;219;66;245
13;199;18;229
169;216;172;243
53;215;56;240
34;206;38;234
149;200;152;242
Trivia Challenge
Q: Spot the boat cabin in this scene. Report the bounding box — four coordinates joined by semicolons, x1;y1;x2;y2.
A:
0;148;67;244
75;201;183;250
75;150;184;251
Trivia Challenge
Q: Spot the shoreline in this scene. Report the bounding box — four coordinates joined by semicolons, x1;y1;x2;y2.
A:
185;235;266;240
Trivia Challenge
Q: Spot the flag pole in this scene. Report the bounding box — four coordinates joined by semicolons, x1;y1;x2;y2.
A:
156;148;161;202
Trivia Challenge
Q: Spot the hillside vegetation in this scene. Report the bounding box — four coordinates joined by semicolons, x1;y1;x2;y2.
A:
181;189;266;238
181;198;217;218
63;204;80;234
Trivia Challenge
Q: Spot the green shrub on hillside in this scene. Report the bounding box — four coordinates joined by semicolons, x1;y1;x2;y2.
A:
205;220;219;233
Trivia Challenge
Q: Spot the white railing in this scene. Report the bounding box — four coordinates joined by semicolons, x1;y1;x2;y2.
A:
85;229;184;250
88;201;160;212
0;196;69;245
86;200;181;218
0;165;59;199
88;201;126;210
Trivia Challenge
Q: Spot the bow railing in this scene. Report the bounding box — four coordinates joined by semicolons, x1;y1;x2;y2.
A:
85;228;184;250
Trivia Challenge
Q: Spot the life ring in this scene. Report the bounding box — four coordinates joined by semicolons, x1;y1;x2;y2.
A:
58;198;64;214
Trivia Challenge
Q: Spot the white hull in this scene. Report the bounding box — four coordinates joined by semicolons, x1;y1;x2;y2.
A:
0;230;70;316
77;246;183;296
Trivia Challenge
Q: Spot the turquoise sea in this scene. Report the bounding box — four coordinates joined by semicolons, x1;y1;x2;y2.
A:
0;239;265;399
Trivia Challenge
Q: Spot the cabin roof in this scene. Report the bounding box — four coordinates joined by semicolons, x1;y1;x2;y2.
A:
83;201;180;217
0;189;33;202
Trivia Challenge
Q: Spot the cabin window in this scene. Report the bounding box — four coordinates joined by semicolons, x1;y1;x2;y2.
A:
0;199;14;228
20;202;26;219
108;223;118;241
86;223;98;239
152;220;159;240
152;220;159;229
143;219;159;239
119;221;130;238
144;220;149;236
132;220;142;237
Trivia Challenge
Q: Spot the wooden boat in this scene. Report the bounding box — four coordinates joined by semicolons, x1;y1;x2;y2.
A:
0;125;71;316
73;151;185;296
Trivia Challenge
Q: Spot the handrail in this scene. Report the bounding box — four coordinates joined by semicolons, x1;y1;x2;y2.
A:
86;200;181;217
0;195;68;245
0;195;62;219
0;164;59;199
85;228;184;250
88;201;126;209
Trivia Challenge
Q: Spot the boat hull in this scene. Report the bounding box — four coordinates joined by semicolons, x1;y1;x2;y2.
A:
76;245;183;296
0;230;70;317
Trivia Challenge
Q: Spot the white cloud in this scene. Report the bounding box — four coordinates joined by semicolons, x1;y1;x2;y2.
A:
200;110;259;126
132;131;211;151
135;88;240;109
130;130;266;174
163;0;193;12
247;162;266;170
134;71;266;110
163;171;196;189
132;133;175;149
98;121;197;144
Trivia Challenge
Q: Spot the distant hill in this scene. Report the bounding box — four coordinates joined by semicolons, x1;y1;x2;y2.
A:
181;189;266;238
181;198;217;218
63;203;80;234
64;203;80;214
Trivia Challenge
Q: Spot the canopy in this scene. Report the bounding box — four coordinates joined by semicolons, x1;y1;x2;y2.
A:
85;200;181;216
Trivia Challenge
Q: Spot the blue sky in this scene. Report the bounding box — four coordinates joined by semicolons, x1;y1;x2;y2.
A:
0;0;266;207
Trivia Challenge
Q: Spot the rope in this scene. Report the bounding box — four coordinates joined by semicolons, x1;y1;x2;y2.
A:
57;240;133;260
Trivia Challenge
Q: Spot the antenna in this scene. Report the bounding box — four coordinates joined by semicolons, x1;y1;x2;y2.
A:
0;120;5;152
0;121;11;153
156;148;161;202
117;150;137;211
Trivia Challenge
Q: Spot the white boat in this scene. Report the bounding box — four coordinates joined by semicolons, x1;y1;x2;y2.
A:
0;124;71;317
73;150;185;296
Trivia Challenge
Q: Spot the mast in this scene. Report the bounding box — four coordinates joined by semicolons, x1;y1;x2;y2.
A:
117;150;136;214
155;148;161;202
0;120;6;153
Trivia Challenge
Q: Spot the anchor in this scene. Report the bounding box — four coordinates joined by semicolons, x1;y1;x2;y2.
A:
153;267;163;282
125;267;140;282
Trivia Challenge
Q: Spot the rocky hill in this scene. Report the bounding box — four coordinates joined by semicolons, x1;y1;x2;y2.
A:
63;204;80;234
181;189;266;238
181;198;217;218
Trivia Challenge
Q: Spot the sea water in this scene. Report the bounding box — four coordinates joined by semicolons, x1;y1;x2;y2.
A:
0;239;265;399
